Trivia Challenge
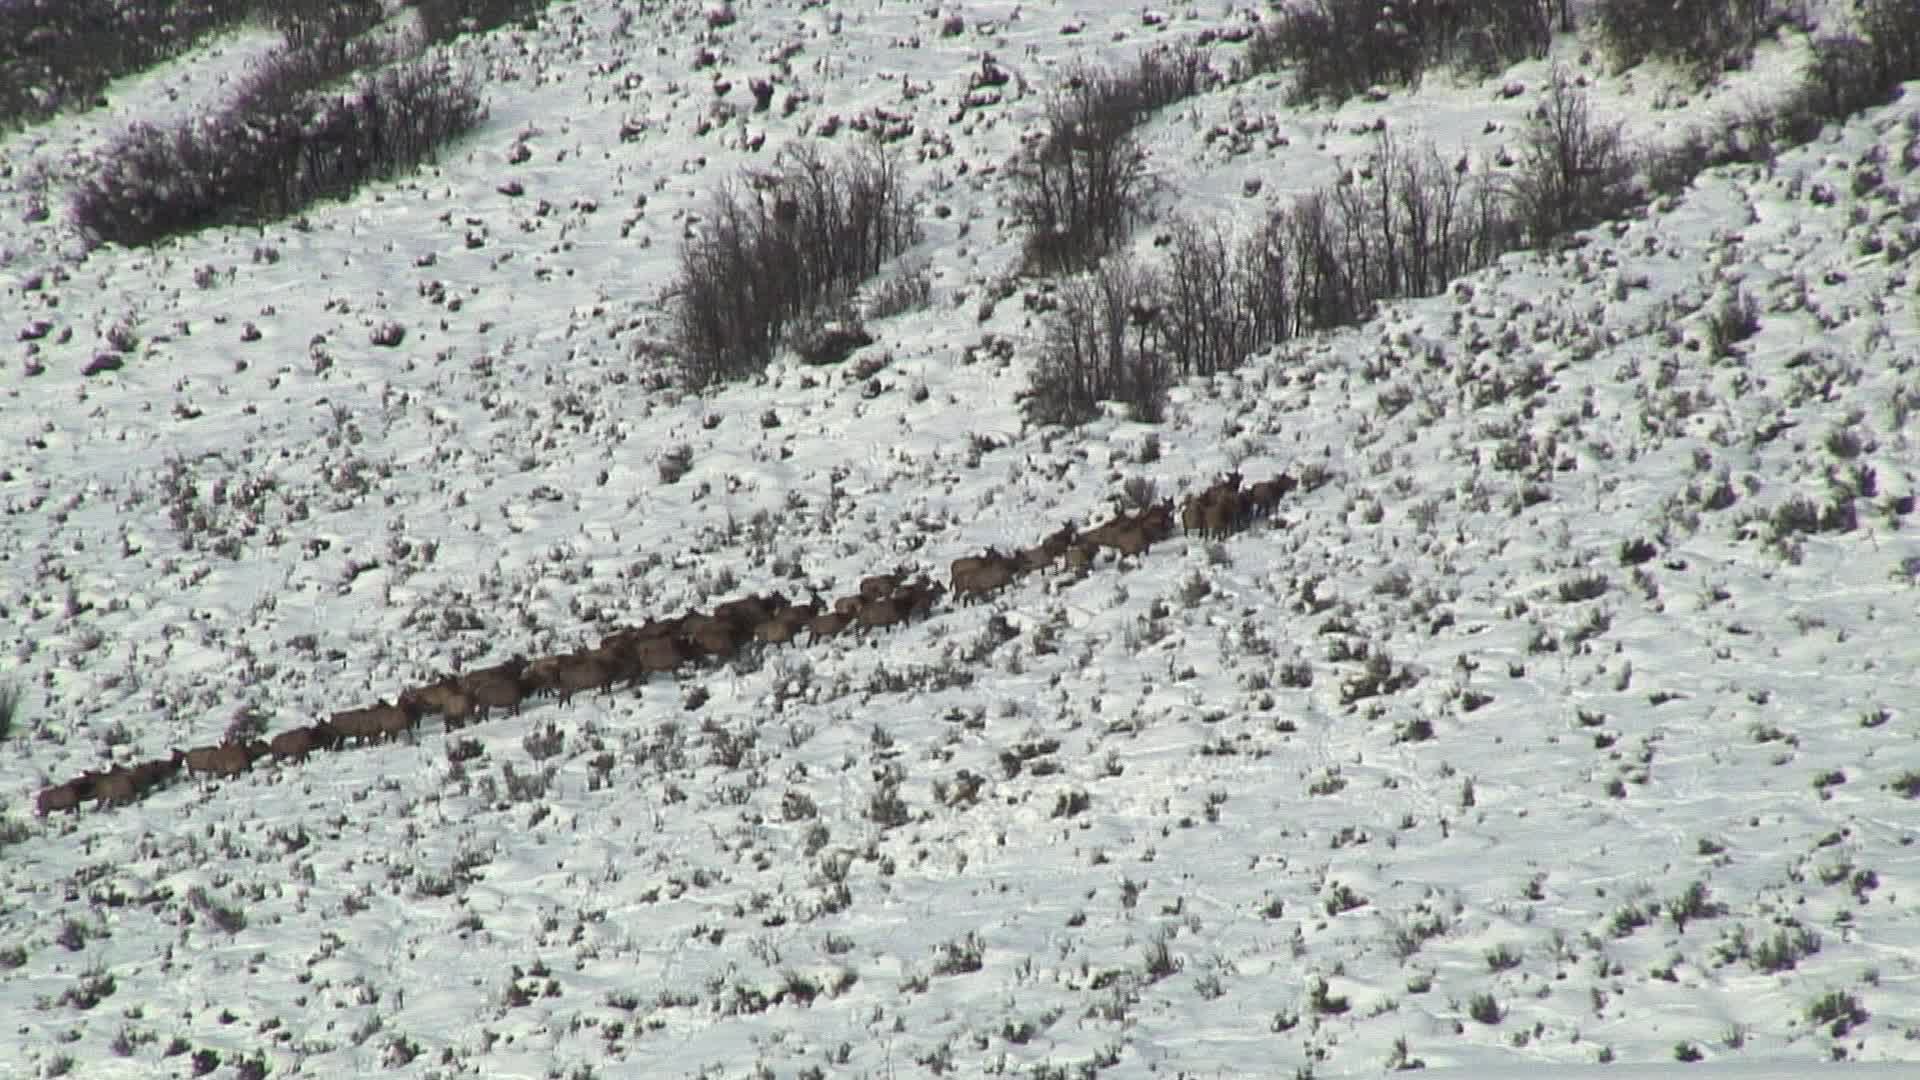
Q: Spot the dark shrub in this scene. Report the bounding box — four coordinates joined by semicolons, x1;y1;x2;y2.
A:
1009;62;1157;273
272;0;387;49
1325;133;1514;305
1498;71;1637;245
1802;0;1920;122
1023;256;1169;426
70;56;483;249
0;0;258;129
1156;216;1268;378
669;142;918;387
1248;1;1424;104
1594;0;1776;79
1243;0;1557;104
409;0;553;44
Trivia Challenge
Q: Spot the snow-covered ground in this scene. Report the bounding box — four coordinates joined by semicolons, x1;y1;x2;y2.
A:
2;1;1916;1077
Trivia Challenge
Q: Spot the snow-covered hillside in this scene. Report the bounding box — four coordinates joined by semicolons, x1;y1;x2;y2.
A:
2;1;1916;1078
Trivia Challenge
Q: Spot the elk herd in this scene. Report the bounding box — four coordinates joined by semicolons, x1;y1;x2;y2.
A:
33;470;1297;818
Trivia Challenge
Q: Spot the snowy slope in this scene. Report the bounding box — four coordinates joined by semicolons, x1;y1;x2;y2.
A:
2;1;1916;1078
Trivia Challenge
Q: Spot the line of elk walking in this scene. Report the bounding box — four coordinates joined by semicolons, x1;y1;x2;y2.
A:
34;470;1296;818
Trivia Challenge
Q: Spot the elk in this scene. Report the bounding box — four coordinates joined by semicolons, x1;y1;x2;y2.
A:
950;548;1019;604
1180;497;1206;536
461;659;528;721
856;593;909;632
520;655;571;699
550;651;616;705
127;749;186;792
1202;491;1241;538
269;723;338;760
902;578;946;621
755;597;820;647
400;680;475;730
1064;542;1097;572
92;767;141;809
1085;509;1154;558
1244;473;1295;523
630;633;690;675
1104;523;1152;557
1184;472;1246;540
859;570;906;602
37;774;96;816
328;702;415;746
807;610;855;643
1017;521;1081;574
682;613;743;660
1082;510;1136;551
714;591;787;632
1135;498;1177;542
186;741;262;777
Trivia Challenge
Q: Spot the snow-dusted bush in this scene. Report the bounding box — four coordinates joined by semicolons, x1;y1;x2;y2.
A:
1008;55;1176;273
1244;0;1559;105
0;0;257;130
669;143;917;387
1802;0;1920;121
1497;72;1637;246
1594;0;1779;79
69;56;482;248
270;0;386;50
409;0;553;45
1021;255;1169;426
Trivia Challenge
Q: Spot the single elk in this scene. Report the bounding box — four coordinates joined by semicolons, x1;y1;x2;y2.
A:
186;741;263;777
950;548;1020;604
269;723;339;760
37;774;97;816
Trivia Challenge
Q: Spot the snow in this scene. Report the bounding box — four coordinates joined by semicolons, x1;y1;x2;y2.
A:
2;0;1917;1077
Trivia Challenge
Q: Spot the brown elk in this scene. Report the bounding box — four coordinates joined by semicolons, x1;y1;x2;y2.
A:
520;655;571;699
1018;521;1081;573
630;633;690;675
859;571;905;602
37;774;97;816
1064;542;1097;572
1184;472;1246;539
461;658;528;721
127;749;187;793
1243;473;1295;524
1082;510;1135;550
1106;524;1152;557
950;548;1019;604
1135;498;1177;542
856;593;909;632
1017;543;1056;574
1203;490;1242;538
92;767;141;808
328;702;415;746
682;612;744;660
400;680;476;730
754;597;820;646
833;594;864;617
186;741;263;777
902;578;946;620
807;610;855;643
550;651;616;704
269;723;339;760
714;591;787;632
